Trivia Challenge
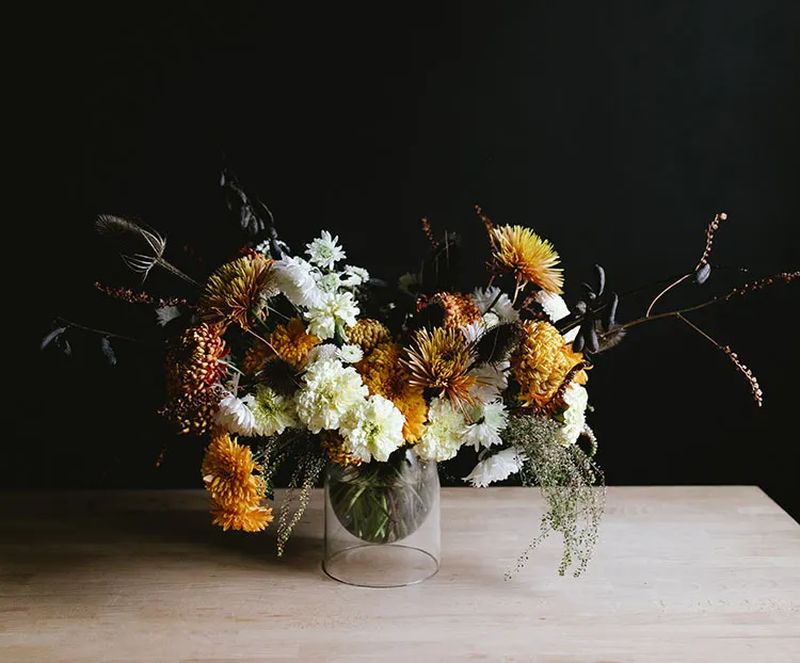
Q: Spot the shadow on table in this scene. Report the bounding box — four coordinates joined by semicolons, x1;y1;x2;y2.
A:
0;503;325;584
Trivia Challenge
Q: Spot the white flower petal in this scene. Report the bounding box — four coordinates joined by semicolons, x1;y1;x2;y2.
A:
464;448;527;488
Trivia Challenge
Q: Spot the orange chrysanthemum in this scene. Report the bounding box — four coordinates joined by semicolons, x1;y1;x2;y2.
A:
162;323;228;434
489;224;563;294
357;342;427;443
511;320;588;407
347;318;392;353
201;429;272;533
416;292;482;329
210;502;274;532
198;253;275;329
202;430;264;507
268;318;320;369
402;328;477;409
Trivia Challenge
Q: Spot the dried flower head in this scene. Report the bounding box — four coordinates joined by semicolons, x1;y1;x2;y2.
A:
162;323;228;434
403;327;477;408
198;253;275;329
416;292;482;329
489;224;563;294
511;320;588;407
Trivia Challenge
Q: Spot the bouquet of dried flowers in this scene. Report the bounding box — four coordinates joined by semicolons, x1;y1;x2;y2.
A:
46;174;797;576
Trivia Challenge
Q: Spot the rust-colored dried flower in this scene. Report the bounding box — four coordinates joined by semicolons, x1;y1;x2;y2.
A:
162;323;228;434
489;224;563;294
403;327;477;408
511;320;588;407
416;292;482;329
198;253;275;329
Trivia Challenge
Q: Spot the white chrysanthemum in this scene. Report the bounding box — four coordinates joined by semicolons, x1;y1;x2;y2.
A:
339;395;406;462
272;256;325;308
464;447;527;488
469;360;510;401
305;290;360;340
340;265;370;288
306;230;346;270
295;358;368;433
472;286;519;323
337;343;364;364
249;385;297;437
316;271;342;294
416;398;467;462
554;384;589;447
254;239;271;255
463;400;509;450
215;393;257;436
461;312;501;344
155;305;181;327
306;343;338;364
533;291;578;343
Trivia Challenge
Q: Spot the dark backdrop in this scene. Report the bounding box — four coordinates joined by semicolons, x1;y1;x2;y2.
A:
8;3;799;517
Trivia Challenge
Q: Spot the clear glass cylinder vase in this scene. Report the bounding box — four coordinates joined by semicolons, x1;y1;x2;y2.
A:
323;452;440;587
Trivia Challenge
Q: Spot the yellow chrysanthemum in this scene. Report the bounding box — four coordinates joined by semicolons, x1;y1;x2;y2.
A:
511;320;588;407
210;502;274;532
268;318;320;369
489;224;563;294
201;429;264;511
356;342;427;443
320;430;363;467
347;319;392;353
199;253;275;329
402;328;477;408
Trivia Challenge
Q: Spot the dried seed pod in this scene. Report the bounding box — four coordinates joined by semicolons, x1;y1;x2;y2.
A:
572;332;585;353
594;264;606;296
574;300;588;314
603;292;619;329
585;325;600;353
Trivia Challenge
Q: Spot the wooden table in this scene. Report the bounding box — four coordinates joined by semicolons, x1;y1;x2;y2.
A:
1;487;798;662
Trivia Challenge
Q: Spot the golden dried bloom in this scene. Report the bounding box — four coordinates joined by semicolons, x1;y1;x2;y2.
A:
356;342;427;443
347;318;392;353
320;430;362;467
403;328;477;408
417;292;482;329
210;501;274;532
511;320;588;407
198;253;275;329
268;318;320;369
201;429;265;509
489;224;563;294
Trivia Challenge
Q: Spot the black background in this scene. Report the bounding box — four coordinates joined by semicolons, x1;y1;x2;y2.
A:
8;3;799;517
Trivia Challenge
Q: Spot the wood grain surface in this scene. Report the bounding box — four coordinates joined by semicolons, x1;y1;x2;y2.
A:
1;486;798;662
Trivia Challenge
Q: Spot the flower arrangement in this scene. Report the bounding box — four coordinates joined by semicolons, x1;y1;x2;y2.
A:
46;174;797;577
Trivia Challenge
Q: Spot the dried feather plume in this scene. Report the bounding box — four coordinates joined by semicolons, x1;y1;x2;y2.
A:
96;215;199;286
